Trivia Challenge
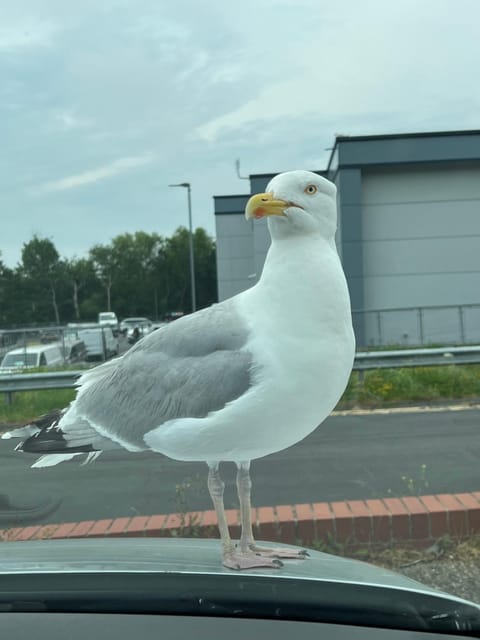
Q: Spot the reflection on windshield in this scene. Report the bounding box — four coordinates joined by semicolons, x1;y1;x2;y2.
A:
0;0;480;625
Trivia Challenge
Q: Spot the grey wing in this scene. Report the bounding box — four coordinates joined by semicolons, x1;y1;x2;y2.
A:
62;300;253;451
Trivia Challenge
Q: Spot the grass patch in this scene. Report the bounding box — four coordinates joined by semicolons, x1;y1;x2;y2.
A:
337;365;480;409
309;534;480;568
0;389;75;427
355;535;480;569
1;364;479;428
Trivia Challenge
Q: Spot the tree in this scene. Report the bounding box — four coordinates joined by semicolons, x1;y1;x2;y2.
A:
89;245;116;311
192;227;217;310
20;236;63;324
162;227;192;313
64;258;97;321
3;227;217;326
161;227;217;314
108;232;164;318
0;254;16;325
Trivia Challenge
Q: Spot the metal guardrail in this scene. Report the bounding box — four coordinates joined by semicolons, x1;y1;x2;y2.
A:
0;370;83;405
354;345;480;370
1;345;480;405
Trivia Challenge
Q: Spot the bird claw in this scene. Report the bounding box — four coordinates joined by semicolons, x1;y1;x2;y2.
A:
249;544;309;559
223;551;284;570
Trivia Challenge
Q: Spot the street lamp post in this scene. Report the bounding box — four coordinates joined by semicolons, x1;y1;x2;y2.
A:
168;182;196;313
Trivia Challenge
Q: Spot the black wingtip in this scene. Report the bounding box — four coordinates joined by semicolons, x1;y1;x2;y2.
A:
16;409;95;455
19;430;96;454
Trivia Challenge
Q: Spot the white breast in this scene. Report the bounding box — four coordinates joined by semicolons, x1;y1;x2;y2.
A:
146;235;355;463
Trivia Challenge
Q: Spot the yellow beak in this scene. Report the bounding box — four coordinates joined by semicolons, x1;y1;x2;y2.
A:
245;192;289;220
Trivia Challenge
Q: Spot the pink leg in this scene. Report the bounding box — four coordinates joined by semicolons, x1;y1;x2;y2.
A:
236;462;308;561
207;462;282;570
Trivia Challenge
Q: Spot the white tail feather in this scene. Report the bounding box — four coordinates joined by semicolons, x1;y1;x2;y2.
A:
31;453;83;468
81;451;102;465
2;425;41;440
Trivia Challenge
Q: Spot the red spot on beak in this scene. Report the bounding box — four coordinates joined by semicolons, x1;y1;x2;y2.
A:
254;207;266;218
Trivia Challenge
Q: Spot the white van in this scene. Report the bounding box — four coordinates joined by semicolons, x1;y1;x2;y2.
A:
78;327;119;361
0;344;64;372
98;311;119;335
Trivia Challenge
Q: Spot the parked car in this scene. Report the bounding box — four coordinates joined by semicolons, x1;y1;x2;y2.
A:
60;338;87;364
120;317;153;342
163;311;184;322
0;343;64;372
98;311;119;336
78;327;119;361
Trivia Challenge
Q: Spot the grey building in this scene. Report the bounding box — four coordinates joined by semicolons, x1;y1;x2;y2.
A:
214;130;480;347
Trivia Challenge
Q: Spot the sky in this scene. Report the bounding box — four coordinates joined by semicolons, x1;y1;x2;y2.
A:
1;0;479;267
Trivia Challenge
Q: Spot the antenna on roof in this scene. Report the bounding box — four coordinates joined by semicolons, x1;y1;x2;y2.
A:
235;159;249;180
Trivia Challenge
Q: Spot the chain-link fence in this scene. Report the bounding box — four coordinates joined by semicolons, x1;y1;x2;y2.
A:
2;304;479;361
353;303;480;348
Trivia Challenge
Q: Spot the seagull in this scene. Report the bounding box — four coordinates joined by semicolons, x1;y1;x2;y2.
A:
4;170;355;570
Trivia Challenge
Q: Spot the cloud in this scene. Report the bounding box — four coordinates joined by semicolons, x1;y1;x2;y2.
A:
194;0;480;142
0;18;59;52
35;153;156;194
49;109;93;132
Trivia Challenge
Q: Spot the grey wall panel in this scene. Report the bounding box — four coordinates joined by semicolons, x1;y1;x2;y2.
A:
363;236;479;276
362;201;480;241
340;241;364;278
217;280;237;301
363;272;480;309
362;165;480;203
231;257;256;280
215;214;253;237
216;258;232;281
335;167;365;343
464;306;480;343
230;235;256;258
358;308;422;347
421;307;466;345
215;213;255;301
361;167;480;321
213;195;249;214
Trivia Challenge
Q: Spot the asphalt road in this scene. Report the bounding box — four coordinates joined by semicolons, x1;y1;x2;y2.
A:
1;408;479;528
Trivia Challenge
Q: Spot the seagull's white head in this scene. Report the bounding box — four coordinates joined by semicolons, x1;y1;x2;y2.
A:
245;170;337;240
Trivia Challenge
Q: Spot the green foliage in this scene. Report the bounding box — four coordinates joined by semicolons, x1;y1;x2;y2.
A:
18;236;64;325
338;365;480;408
0;389;76;425
2;365;478;431
0;228;217;326
400;464;429;496
168;475;207;538
387;464;430;498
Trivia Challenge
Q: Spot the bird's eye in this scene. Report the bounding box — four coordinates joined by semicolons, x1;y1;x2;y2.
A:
304;184;317;195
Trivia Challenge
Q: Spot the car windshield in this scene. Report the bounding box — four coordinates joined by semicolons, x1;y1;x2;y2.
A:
0;0;479;629
1;353;38;368
63;330;79;340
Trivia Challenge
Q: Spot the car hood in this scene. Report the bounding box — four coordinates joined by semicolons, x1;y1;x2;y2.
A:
0;539;479;632
0;537;472;597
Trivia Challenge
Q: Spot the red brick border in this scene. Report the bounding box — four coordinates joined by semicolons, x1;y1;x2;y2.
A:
1;492;480;548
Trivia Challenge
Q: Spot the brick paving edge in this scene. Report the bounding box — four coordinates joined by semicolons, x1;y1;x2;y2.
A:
2;492;479;548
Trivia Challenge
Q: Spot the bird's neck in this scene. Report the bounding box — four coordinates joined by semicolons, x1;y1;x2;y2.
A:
250;234;350;320
263;234;339;283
